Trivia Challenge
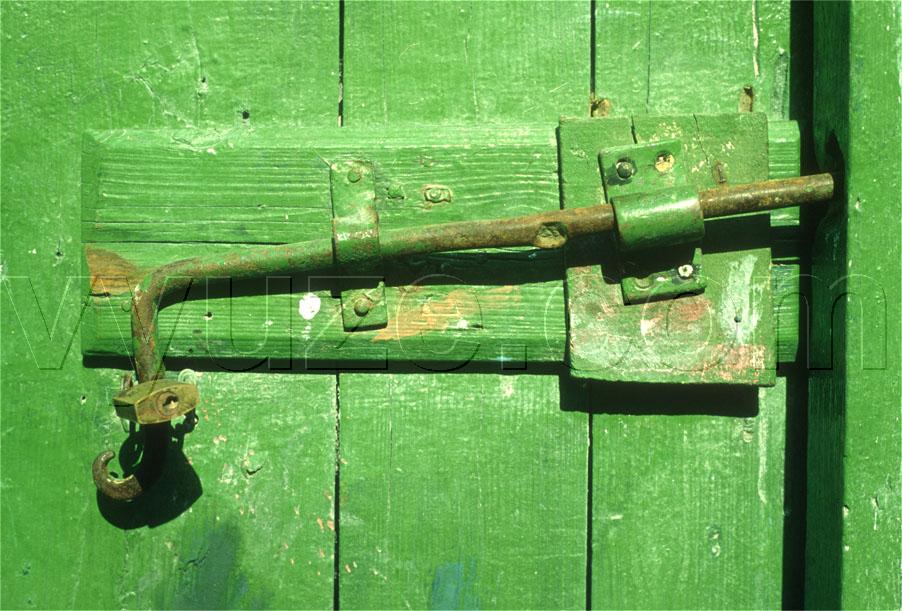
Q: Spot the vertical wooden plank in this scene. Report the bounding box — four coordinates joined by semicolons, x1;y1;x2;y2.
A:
339;374;587;609
592;1;795;606
595;1;791;117
340;1;590;607
117;372;337;609
0;3;339;608
808;1;901;608
345;1;589;124
590;382;787;609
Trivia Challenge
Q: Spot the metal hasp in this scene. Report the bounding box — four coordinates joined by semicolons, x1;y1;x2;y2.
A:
330;159;388;331
560;113;814;385
91;158;832;499
601;138;707;303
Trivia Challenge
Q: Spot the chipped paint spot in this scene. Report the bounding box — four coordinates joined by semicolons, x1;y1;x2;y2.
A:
374;286;514;341
298;293;321;320
499;377;515;398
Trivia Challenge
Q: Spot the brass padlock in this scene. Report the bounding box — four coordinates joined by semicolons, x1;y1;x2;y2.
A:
113;379;199;425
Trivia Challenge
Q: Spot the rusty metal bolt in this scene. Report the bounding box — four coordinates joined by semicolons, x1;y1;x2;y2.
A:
655;152;675;173
615;158;636;180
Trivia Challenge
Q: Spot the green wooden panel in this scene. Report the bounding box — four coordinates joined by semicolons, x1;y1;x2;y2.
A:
79;125;566;365
807;2;901;608
339;374;587;609
344;1;590;124
591;1;794;607
595;0;790;117
340;1;589;607
1;2;339;608
589;380;788;608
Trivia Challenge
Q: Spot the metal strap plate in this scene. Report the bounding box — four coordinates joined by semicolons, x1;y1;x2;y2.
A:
330;159;388;331
559;113;776;386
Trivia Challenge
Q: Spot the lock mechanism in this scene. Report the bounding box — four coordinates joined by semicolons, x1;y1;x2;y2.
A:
600;139;706;303
113;379;199;425
560;114;792;386
86;116;834;500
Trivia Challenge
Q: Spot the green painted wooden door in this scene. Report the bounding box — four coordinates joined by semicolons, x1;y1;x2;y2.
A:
2;2;898;610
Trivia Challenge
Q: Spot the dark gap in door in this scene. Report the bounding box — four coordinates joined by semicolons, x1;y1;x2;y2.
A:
334;2;346;609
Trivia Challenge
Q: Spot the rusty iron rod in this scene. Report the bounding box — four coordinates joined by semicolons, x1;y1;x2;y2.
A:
94;173;834;499
133;173;833;384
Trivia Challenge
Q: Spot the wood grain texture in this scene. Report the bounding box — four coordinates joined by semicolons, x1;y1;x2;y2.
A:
114;372;336;609
338;374;587;609
81;126;560;243
807;2;901;608
339;2;589;607
80;126;567;365
589;380;788;609
344;1;590;124
595;0;790;117
591;2;793;606
0;2;338;608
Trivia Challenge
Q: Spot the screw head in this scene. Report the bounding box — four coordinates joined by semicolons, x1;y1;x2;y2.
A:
677;264;695;279
347;168;362;183
353;297;373;317
615;158;636;180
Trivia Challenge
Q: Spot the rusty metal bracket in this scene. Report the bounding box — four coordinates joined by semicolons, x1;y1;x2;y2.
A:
330;159;388;331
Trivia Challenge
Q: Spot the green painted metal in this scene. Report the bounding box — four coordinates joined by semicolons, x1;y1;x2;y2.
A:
599;138;706;303
562;113;777;386
329;159;388;332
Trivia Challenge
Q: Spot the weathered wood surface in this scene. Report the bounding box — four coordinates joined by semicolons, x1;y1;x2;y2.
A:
807;2;901;608
338;374;587;609
562;113;777;386
1;2;339;608
595;0;790;117
590;2;795;608
80;126;567;366
338;2;590;608
588;380;788;609
0;1;824;609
